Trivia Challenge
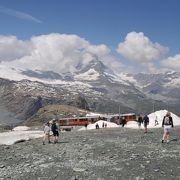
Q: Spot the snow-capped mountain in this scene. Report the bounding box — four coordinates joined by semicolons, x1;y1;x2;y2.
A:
122;72;180;101
0;58;180;125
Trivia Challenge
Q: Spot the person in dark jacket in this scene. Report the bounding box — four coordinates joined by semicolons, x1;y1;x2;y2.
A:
85;123;88;130
96;123;99;129
137;114;143;129
143;115;149;133
51;120;59;143
162;112;173;143
122;117;126;127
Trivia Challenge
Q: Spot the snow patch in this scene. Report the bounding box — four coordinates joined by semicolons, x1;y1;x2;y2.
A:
117;73;137;83
78;120;118;131
0;130;44;145
13;126;30;131
74;69;99;81
0;125;43;145
105;73;130;85
86;112;101;117
163;78;180;88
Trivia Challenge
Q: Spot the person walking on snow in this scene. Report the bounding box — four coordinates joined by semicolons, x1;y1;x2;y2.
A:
102;122;105;128
105;123;107;128
162;112;173;143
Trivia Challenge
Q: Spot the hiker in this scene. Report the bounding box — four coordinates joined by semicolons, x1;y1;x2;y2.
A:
105;123;107;128
85;123;88;130
43;122;51;145
162;112;174;143
137;114;143;129
122;117;126;127
51;120;59;143
96;123;99;129
102;122;105;128
143;115;149;133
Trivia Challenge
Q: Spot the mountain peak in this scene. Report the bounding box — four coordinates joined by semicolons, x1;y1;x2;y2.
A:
76;56;114;76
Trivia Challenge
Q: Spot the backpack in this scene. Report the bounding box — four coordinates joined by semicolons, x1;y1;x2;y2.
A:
143;115;149;124
164;116;170;125
51;123;58;132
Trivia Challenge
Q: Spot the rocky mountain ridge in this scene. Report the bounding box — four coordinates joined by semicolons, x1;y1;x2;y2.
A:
0;59;180;125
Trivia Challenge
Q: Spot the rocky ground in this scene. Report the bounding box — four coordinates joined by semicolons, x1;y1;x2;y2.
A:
0;127;180;180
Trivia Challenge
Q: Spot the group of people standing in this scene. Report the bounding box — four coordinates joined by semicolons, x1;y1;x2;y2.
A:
43;119;60;145
137;112;174;143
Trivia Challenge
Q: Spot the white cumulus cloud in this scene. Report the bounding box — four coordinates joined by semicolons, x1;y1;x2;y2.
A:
1;32;172;75
161;55;180;70
0;33;123;74
0;35;32;61
87;44;110;56
116;32;168;66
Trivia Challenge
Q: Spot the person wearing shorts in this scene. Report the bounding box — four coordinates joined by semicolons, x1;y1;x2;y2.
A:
162;112;174;143
51;120;59;143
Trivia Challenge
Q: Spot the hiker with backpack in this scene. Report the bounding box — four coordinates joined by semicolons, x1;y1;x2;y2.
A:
51;120;60;144
162;112;174;143
143;115;149;133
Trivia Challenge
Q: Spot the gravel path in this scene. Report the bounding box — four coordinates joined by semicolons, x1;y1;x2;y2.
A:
0;127;180;180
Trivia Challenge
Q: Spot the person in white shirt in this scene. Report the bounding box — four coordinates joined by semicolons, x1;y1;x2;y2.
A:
43;122;51;145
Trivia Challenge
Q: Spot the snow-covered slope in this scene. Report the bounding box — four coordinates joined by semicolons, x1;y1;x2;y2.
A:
74;68;100;81
78;120;119;131
126;110;180;129
0;127;43;145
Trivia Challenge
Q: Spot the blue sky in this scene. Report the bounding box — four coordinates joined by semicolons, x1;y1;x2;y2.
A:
0;0;180;73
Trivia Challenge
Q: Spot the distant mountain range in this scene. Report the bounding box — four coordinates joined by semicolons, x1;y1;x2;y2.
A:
0;57;180;125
